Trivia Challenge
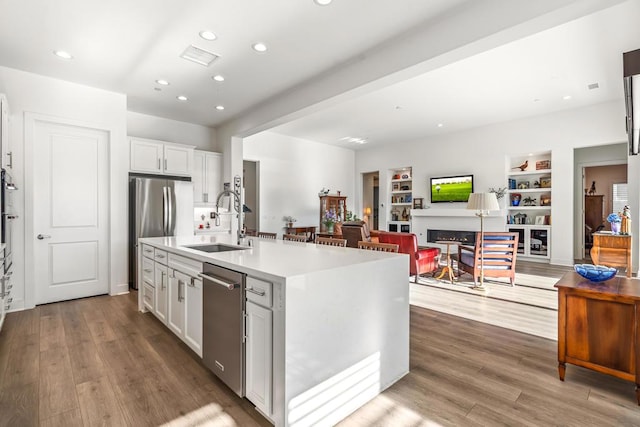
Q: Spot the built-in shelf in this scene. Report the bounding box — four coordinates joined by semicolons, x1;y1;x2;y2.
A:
507;188;551;193
507;206;551;211
508;168;551;176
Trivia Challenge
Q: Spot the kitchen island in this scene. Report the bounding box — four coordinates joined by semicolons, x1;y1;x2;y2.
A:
138;234;409;427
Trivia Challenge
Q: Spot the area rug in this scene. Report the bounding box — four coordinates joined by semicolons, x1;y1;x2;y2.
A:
414;271;559;310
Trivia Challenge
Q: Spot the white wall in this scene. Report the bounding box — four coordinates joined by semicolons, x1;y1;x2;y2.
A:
127;111;217;151
244;131;355;235
0;66;128;309
356;100;628;266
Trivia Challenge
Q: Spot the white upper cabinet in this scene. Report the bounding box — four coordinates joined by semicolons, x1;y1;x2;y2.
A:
0;94;11;170
193;150;222;206
129;137;194;176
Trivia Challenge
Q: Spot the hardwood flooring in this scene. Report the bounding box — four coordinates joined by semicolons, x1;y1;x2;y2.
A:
1;273;638;426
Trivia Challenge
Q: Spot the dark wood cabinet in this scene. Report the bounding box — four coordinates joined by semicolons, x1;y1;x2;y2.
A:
585;195;604;230
555;272;640;404
319;195;347;232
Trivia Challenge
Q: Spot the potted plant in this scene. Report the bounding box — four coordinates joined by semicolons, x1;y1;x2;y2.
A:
607;213;621;234
323;209;338;233
283;215;297;228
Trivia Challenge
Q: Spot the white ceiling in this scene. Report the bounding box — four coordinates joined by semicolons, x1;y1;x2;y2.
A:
0;0;467;127
0;0;637;149
271;0;640;149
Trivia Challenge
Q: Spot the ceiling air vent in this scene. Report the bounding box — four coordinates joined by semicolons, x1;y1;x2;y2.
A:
587;83;599;90
180;45;220;67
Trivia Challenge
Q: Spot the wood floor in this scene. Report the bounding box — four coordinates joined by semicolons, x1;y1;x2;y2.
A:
1;276;638;426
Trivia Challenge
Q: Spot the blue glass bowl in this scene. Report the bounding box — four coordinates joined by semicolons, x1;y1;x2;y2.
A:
574;264;617;282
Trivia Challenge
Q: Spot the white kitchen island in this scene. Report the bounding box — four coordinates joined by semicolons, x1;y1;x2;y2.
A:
138;234;409;427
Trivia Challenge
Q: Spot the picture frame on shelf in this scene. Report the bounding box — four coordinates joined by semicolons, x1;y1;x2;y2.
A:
535;216;545;225
413;198;423;209
540;194;551;206
536;160;551;170
539;176;551;188
392;183;400;191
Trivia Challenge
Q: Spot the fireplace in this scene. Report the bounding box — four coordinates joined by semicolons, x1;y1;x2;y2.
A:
427;229;476;245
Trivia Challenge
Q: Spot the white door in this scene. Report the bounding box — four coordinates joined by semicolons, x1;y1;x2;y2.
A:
33;120;109;304
245;301;272;415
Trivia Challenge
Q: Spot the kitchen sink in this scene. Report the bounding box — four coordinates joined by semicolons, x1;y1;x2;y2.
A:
183;244;247;253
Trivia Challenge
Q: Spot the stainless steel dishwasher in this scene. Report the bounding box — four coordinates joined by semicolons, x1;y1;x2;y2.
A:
199;263;246;396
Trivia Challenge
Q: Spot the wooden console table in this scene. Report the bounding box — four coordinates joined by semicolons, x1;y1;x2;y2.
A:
591;232;632;277
285;226;316;242
555;271;640;404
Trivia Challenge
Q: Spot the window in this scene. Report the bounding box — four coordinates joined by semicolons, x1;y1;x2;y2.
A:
612;183;628;214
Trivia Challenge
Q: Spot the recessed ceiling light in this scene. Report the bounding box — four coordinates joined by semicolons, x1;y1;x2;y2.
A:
53;50;73;60
252;43;267;52
563;95;572;100
199;30;217;41
215;105;225;110
437;123;444;128
212;75;225;82
314;0;333;5
155;79;170;86
177;95;188;101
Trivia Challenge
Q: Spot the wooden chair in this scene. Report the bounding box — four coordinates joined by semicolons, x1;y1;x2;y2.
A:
257;232;277;239
341;221;371;248
245;229;257;237
283;234;307;242
458;232;519;286
316;236;347;247
358;241;399;253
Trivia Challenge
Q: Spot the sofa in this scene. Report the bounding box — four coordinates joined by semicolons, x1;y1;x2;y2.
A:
457;232;519;286
378;231;440;282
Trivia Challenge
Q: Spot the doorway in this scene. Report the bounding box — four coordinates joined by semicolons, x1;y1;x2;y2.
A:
582;163;627;260
362;171;379;230
243;160;259;233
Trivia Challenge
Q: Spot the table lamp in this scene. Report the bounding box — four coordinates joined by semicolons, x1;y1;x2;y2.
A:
466;192;500;291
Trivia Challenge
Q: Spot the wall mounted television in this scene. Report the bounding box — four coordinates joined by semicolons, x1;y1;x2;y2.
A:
430;174;474;203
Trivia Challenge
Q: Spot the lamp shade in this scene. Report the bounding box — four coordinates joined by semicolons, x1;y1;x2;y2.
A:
466;192;500;212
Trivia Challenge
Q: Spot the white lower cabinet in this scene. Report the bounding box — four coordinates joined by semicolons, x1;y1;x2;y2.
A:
184;277;203;356
154;263;168;323
245;277;273;416
168;269;185;336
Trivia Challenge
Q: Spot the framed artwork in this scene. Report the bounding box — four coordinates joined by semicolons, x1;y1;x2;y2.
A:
413;198;424;209
539;176;551;188
535;216;545;225
392;183;400;191
536;160;551;170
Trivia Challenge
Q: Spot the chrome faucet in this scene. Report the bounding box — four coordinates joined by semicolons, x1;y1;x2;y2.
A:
216;189;245;245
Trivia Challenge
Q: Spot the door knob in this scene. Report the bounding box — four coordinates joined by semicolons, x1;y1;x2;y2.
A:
37;234;51;240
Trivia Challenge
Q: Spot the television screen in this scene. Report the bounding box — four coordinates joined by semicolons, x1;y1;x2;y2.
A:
430;175;474;203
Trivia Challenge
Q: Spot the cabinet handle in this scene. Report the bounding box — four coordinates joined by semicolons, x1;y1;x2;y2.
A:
178;280;184;302
7;152;12;169
161;271;166;290
187;277;195;287
155;254;165;259
144;249;153;253
6;297;12;303
203;193;208;203
246;286;266;296
158;158;161;170
164;159;167;170
143;268;152;273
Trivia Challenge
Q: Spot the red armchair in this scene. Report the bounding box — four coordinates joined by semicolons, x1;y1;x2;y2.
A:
378;232;440;282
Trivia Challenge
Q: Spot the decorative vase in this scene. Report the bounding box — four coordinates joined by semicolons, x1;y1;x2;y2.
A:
287;222;293;228
327;223;334;233
611;221;621;234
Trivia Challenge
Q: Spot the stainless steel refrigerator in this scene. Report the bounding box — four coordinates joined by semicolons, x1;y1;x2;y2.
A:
128;173;194;289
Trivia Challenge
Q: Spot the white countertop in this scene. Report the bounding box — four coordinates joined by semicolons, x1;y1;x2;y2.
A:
139;234;405;281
